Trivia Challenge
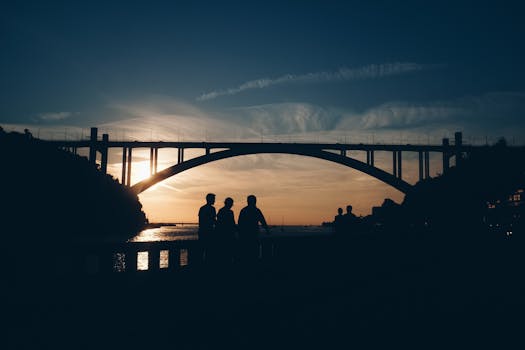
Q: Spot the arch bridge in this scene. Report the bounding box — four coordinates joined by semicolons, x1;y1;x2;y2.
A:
48;128;469;195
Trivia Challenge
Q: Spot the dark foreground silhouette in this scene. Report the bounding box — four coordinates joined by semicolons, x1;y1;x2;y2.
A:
3;132;525;349
5;228;525;350
0;129;147;280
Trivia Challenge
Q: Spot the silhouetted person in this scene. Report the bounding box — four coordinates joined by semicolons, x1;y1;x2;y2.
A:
215;197;237;264
333;207;344;235
343;205;358;233
198;193;216;263
238;195;269;264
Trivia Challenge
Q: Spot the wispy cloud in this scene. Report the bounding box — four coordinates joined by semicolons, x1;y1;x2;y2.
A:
197;62;430;101
36;111;74;122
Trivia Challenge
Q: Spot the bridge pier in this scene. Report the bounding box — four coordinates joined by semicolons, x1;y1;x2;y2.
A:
366;150;374;166
149;148;159;175
424;151;430;179
121;147;127;185
154;148;158;173
442;138;450;173
126;147;132;186
455;132;463;166
418;151;423;181
397;151;402;179
100;134;109;174
177;148;184;164
89;127;98;165
392;152;397;177
150;148;154;175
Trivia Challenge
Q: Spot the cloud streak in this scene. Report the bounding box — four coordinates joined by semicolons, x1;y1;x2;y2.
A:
197;62;430;101
36;112;74;122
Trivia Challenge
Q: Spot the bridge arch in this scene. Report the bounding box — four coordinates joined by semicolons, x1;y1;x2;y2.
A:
131;147;413;195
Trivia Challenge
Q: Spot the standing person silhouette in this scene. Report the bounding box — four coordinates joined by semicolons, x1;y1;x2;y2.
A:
238;195;269;264
343;205;358;233
333;207;344;236
198;193;216;263
215;197;237;264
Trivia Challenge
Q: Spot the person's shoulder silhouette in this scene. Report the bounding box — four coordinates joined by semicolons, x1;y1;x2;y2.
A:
239;195;269;234
198;193;216;235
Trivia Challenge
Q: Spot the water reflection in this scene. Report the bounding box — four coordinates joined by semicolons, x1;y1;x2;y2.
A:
180;249;188;266
129;224;331;243
113;253;126;272
112;225;331;272
160;250;169;269
129;225;198;242
137;251;148;270
112;249;180;272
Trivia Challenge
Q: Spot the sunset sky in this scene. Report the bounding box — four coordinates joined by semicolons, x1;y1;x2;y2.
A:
2;1;525;224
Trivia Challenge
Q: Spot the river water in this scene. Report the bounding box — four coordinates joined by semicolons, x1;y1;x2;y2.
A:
129;224;333;242
121;224;333;270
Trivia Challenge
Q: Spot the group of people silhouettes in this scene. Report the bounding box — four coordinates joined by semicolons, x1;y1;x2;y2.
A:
333;205;359;236
198;193;270;264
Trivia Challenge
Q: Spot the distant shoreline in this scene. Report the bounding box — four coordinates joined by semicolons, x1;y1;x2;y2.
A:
145;223;327;229
145;222;197;228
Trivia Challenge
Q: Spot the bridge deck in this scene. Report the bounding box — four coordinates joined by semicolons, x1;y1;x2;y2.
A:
45;140;478;152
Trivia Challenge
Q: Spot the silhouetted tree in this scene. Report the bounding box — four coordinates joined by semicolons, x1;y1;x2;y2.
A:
1;129;147;274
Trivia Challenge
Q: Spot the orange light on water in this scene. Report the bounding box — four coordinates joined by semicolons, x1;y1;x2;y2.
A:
137;251;149;270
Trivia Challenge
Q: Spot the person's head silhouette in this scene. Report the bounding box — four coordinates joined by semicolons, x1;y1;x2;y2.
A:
338;207;343;215
346;205;352;214
206;193;216;205
224;197;233;209
247;195;257;207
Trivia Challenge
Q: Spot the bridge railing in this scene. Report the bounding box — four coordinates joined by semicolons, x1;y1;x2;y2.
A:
64;235;334;275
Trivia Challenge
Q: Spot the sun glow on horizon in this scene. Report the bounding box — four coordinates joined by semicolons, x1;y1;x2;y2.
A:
131;160;154;184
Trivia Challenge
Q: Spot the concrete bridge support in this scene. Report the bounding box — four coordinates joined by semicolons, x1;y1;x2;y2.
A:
121;147;127;185
126;148;132;186
418;151;424;181
442;138;450;173
100;134;109;174
177;148;184;164
89;127;98;165
149;148;158;175
455;132;463;166
397;151;402;179
392;151;402;179
88;127;109;174
121;147;133;186
366;150;374;166
424;151;430;179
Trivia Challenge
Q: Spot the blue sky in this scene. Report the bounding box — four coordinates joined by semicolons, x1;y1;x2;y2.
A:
2;1;525;223
2;1;525;134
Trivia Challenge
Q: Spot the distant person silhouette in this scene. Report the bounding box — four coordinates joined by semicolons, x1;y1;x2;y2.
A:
343;205;358;232
333;207;344;235
238;195;269;263
215;197;237;264
198;193;217;263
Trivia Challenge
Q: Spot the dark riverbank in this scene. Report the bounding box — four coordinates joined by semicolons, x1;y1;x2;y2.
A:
0;129;147;245
5;227;525;350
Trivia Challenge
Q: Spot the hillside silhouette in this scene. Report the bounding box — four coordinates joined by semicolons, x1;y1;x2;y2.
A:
403;139;525;234
1;128;147;246
356;139;525;238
